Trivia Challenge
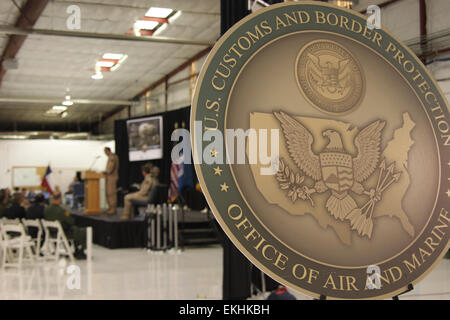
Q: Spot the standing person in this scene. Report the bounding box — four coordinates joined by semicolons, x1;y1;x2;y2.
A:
103;147;119;214
121;163;159;220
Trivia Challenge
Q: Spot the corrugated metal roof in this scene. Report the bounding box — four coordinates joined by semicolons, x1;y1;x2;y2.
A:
0;0;219;129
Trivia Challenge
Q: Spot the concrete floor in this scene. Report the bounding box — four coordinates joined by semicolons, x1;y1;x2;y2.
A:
0;245;448;300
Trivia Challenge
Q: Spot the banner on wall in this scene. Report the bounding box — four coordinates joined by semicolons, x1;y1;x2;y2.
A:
191;2;449;299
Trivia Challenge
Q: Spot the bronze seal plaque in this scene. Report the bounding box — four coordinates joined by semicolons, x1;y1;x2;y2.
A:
191;2;449;299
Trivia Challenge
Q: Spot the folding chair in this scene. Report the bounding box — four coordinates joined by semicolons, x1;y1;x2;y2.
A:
1;223;35;269
1;217;21;225
0;218;31;265
21;219;43;259
41;220;75;262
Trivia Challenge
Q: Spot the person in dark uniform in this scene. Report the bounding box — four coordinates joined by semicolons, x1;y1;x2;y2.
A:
44;193;87;260
26;193;45;220
6;192;26;219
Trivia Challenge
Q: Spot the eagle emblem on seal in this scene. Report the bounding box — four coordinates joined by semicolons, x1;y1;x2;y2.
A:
307;53;353;95
274;111;402;238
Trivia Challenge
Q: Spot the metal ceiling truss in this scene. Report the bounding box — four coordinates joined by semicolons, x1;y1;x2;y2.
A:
0;0;50;84
0;25;215;46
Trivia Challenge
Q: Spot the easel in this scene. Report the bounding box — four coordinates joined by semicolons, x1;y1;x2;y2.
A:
392;284;414;300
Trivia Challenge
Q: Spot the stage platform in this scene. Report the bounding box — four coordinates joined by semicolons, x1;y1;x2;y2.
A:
72;210;147;249
72;209;219;250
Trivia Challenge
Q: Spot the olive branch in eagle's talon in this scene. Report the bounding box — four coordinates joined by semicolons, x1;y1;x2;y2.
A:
276;159;315;206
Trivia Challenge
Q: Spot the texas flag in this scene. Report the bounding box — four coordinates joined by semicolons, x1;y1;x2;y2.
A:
41;165;54;194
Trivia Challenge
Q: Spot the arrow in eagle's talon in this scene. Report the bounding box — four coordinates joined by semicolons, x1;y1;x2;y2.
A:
376;159;386;190
380;174;400;193
379;162;395;191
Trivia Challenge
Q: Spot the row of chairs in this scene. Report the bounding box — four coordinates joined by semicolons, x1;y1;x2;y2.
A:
0;217;74;269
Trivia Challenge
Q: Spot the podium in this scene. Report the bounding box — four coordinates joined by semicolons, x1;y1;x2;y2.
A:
84;171;104;214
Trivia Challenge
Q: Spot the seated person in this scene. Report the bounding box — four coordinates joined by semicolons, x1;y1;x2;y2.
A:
6;192;26;220
26;189;37;202
121;164;159;220
44;193;87;260
5;188;12;206
0;189;9;218
26;193;45;220
21;198;31;210
41;187;51;204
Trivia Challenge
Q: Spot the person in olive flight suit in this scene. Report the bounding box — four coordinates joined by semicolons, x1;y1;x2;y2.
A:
103;147;119;214
121;163;159;220
44;193;87;260
26;193;45;220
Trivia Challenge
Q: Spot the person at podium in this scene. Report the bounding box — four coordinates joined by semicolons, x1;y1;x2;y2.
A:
121;163;159;220
102;147;119;214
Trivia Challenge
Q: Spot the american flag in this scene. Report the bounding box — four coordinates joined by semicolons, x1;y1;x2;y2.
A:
168;159;183;202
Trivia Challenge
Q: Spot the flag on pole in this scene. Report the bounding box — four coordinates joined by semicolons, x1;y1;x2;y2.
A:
41;165;54;194
168;153;194;203
168;160;182;203
178;157;194;193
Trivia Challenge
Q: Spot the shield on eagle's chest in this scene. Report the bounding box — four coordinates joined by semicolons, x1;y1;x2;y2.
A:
319;152;354;192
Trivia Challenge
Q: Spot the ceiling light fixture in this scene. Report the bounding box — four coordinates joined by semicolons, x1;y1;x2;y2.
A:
96;60;115;68
52;105;67;111
62;90;74;106
0;135;27;139
45;109;64;117
91;73;103;80
134;20;159;31
118;54;128;64
145;7;173;19
329;0;358;9
102;53;124;60
92;63;103;79
168;11;182;23
153;23;168;36
91;53;127;78
133;24;141;36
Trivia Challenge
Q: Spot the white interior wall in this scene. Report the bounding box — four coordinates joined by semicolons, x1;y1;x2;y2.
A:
0;139;114;193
